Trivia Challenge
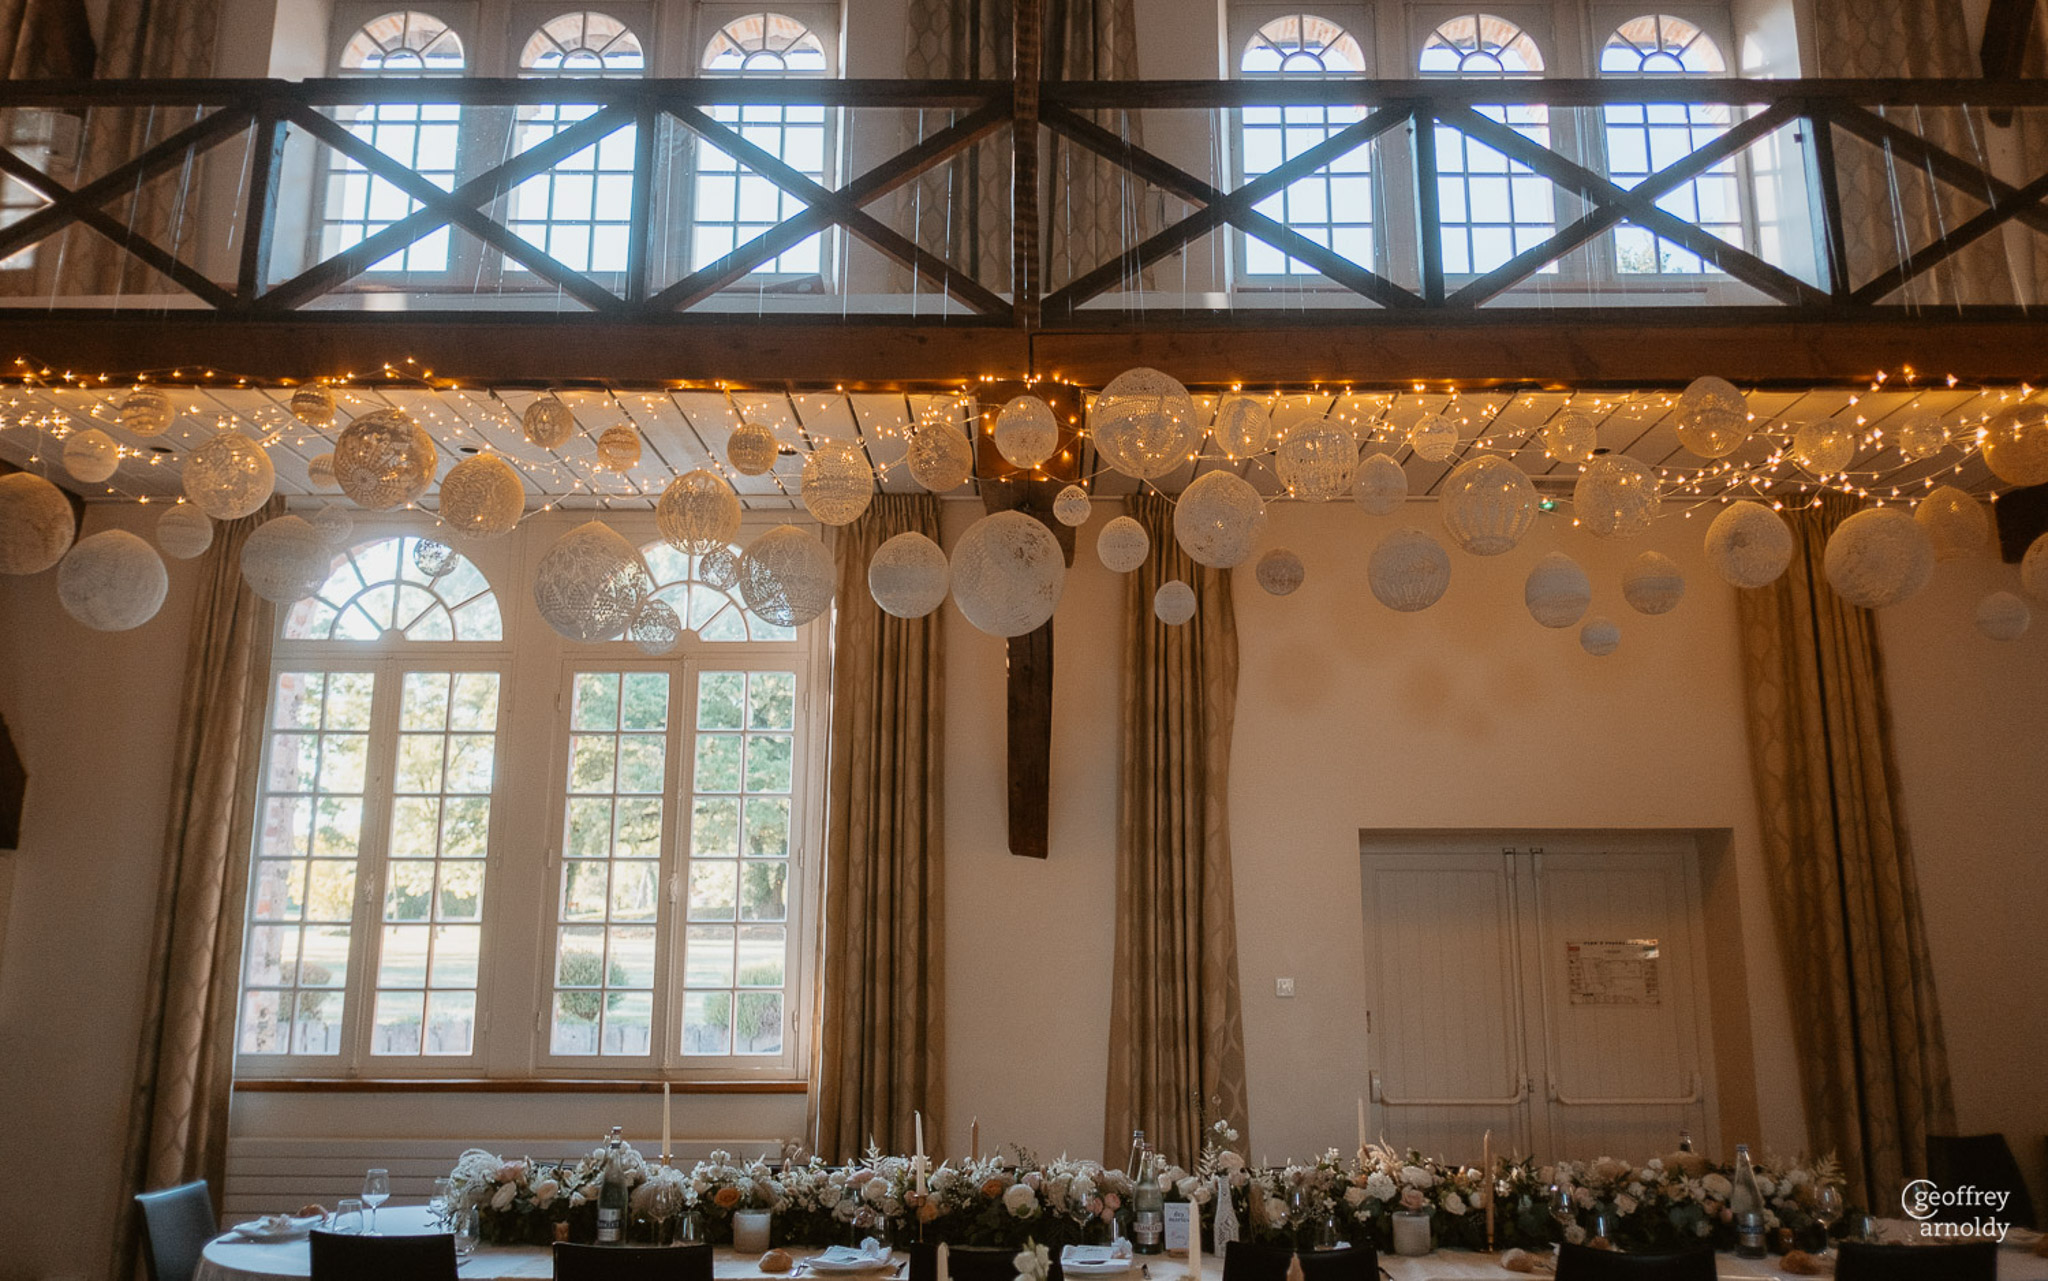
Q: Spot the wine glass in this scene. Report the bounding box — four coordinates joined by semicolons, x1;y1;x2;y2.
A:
429;1178;453;1230
362;1169;390;1235
1815;1185;1845;1256
1547;1179;1576;1243
453;1206;480;1257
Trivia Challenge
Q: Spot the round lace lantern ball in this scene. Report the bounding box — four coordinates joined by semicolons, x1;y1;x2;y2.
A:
1580;616;1622;657
1979;402;2048;486
1674;376;1750;459
1369;527;1451;613
1791;420;1857;475
156;504;213;560
1409;413;1459;463
1053;484;1093;527
1096;514;1150;574
596;424;642;473
700;546;741;591
1526;552;1592;628
1354;452;1407;516
1623;550;1686;616
334;409;437;511
62;428;120;484
1276;418;1357;502
58;530;168;631
1976;591;2031;641
413;538;456;579
1091;367;1199;480
656;469;742;555
2022;532;2048;603
183;429;276;520
1895;412;1949;462
1705;501;1794;589
290;383;336;428
995;395;1060;470
1154;579;1197;626
906;419;973;492
308;453;338;491
867;530;951;619
727;420;781;476
0;472;74;574
629;599;683;655
1441;455;1537;555
311;502;354;548
739;524;836;628
1823;507;1934;609
240;515;334;604
523;396;576;450
1915;484;1991;561
801;441;874;527
1213;395;1274;459
1543;410;1598;464
1574;456;1659;538
949;510;1066;637
439;454;526;539
535;520;653;641
1174;470;1267;568
119;386;174;438
1255;547;1305;596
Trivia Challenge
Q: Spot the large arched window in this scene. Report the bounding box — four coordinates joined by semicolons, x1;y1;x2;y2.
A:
641;540;797;642
1599;15;1738;274
509;12;646;276
1237;14;1373;278
326;12;466;275
1419;14;1553;277
690;13;831;277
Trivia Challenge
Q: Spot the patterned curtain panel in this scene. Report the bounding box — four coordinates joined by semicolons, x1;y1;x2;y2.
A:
0;0;94;77
1104;493;1249;1166
815;495;948;1162
110;500;279;1281
1734;494;1956;1212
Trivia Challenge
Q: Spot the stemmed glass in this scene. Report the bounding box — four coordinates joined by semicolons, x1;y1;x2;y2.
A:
362;1169;390;1235
1815;1184;1845;1258
1548;1179;1576;1245
429;1178;453;1230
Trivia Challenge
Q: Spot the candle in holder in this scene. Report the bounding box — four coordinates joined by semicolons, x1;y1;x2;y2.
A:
914;1111;928;1197
1481;1130;1493;1248
970;1118;980;1163
1356;1098;1367;1159
662;1082;672;1165
1391;1211;1432;1257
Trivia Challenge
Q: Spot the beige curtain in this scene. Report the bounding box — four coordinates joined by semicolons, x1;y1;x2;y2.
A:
1735;494;1955;1212
815;495;947;1163
0;0;93;77
1104;492;1249;1167
110;500;278;1279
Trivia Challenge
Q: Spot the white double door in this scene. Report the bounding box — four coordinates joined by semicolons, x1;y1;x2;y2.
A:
1360;839;1715;1166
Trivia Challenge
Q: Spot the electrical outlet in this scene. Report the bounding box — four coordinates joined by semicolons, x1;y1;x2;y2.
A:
1275;977;1295;998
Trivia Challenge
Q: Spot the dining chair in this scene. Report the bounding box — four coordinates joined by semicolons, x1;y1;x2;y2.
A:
1925;1132;2038;1229
935;1245;1066;1281
1554;1241;1717;1280
309;1229;460;1281
1834;1240;1999;1281
134;1180;218;1281
552;1241;716;1281
1220;1240;1378;1281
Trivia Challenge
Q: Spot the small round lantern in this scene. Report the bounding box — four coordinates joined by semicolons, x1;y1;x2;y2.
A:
1543;410;1598;464
1053;484;1093;527
58;529;168;631
156;504;213;560
1704;501;1794;589
1154;580;1197;625
1368;527;1451;612
1673;376;1749;459
801;440;874;526
523;395;576;449
1574;456;1658;537
1622;550;1685;615
1275;418;1357;502
1213;396;1274;459
1790;420;1857;475
183;429;276;520
1914;484;1990;561
949;510;1066;637
240;515;334;604
630;599;683;655
1254;547;1305;596
1173;470;1266;568
1440;455;1537;555
1354;452;1407;516
596;424;642;473
1895;412;1948;462
1091;367;1199;480
534;520;654;641
290;383;337;428
727;420;781;476
906;419;974;492
656;469;742;555
1979;402;2048;486
994;395;1059;470
739;524;835;628
1580;617;1622;657
333;408;437;511
1525;552;1592;629
867;531;951;619
119;386;174;437
1976;591;2031;641
1095;515;1150;574
311;502;353;547
307;453;339;491
2022;532;2048;602
62;428;120;483
1408;413;1458;463
1823;507;1934;609
438;454;526;539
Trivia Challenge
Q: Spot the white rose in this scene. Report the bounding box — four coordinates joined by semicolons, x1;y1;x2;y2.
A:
1616;1194;1638;1216
820;1186;843;1209
1573;1188;1595;1210
532;1179;560;1209
1701;1174;1731;1199
1343;1187;1369;1207
1003;1184;1040;1217
1365;1173;1396;1201
1218;1152;1246;1174
1400;1166;1435;1189
1442;1193;1467;1216
491;1183;516;1212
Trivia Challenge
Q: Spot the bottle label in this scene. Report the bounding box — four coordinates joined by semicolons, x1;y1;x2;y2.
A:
598;1207;623;1242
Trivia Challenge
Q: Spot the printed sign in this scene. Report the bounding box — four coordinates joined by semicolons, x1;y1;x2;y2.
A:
1566;939;1662;1006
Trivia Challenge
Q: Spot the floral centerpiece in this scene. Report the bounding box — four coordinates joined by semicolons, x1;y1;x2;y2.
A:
449;1144;647;1245
912;1152;1123;1250
689;1149;788;1244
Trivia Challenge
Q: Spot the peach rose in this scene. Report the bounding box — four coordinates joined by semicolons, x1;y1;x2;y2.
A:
715;1186;744;1209
981;1178;1010;1199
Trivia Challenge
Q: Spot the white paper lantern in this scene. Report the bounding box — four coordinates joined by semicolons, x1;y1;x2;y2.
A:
1791;419;1857;475
656;469;741;555
949;510;1066;637
1705;501;1794;589
334;409;437;511
290;383;336;428
1354;452;1407;516
119;386;173;438
1915;485;1991;561
2022;532;2048;603
1369;527;1451;612
1674;376;1750;459
62;428;120;484
0;472;73;575
1895;412;1949;462
1409;413;1458;463
1095;515;1150;573
1542;410;1598;463
1440;455;1537;556
1091;367;1199;480
1824;507;1934;609
535;521;653;641
700;546;741;590
1622;550;1686;615
1173;470;1267;568
867;530;951;619
801;441;874;526
1154;579;1197;625
183;429;276;520
1052;484;1093;528
156;503;213;560
1580;616;1621;657
240;515;334;604
1213;396;1274;459
413;538;456;579
308;453;338;491
1526;552;1592;629
596;424;642;473
1255;547;1305;596
739;524;835;628
726;420;781;476
994;395;1059;469
1980;402;2048;486
311;502;353;547
523;396;576;449
1574;456;1658;538
1275;418;1356;502
906;419;974;492
630;599;683;655
439;454;525;539
58;530;167;631
1976;591;2031;641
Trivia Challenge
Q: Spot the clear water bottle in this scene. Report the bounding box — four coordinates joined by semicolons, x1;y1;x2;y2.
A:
598;1126;629;1244
1730;1143;1767;1259
1678;1128;1694;1154
1132;1145;1165;1255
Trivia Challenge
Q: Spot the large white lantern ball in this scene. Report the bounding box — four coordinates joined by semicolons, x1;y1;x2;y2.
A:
1213;395;1274;459
1255;547;1305;596
906;419;973;492
156;504;213;560
1622;550;1686;615
739;524;836;628
63;428;121;484
727;421;780;476
289;383;337;428
2022;532;2048;603
656;469;741;555
1275;418;1357;502
801;441;874;527
1574;455;1658;538
1543;410;1598;464
596;424;642;473
1791;419;1857;475
1895;412;1949;462
994;395;1059;470
1354;451;1407;516
523;395;576;449
1673;376;1750;459
867;530;951;619
949;510;1066;637
1979;402;2048;487
333;408;437;511
239;515;334;604
1053;484;1093;527
1580;617;1622;657
1409;412;1458;463
307;453;338;491
1915;484;1990;561
1154;579;1197;626
0;472;74;574
119;385;174;438
439;454;526;539
1368;527;1451;613
1095;514;1150;574
311;502;353;548
1526;552;1592;628
1824;507;1934;609
1440;455;1537;555
1976;591;2031;641
1091;367;1199;480
534;520;653;641
1174;470;1267;568
1705;501;1794;589
58;529;168;631
629;599;682;656
183;429;276;520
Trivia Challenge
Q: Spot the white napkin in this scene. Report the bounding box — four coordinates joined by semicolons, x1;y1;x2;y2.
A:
817;1239;891;1265
1062;1243;1134;1266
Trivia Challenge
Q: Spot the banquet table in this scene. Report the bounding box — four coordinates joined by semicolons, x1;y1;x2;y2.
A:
196;1207;2048;1281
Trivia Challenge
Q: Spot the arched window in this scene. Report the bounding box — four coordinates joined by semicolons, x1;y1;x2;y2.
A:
1237;15;1373;278
640;540;798;642
326;12;466;275
510;13;647;276
1419;14;1553;277
691;14;831;278
1600;15;1738;275
283;535;502;641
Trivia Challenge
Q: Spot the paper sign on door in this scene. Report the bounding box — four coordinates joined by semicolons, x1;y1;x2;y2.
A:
1566;939;1661;1006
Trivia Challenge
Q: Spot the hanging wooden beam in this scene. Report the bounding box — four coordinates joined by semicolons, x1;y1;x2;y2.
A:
1982;0;2039;124
1013;0;1044;326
